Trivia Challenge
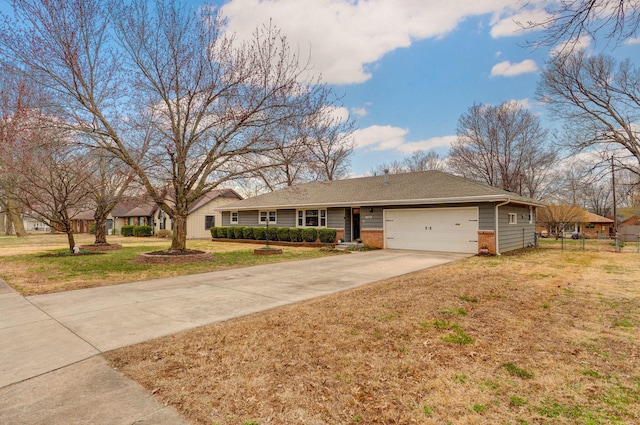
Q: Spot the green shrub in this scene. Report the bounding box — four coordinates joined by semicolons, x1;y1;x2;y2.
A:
253;227;266;240
158;229;172;238
302;228;317;242
226;227;236;239
243;227;255;240
215;227;227;238
89;223;96;234
318;228;337;243
289;228;302;242
266;226;278;241
121;225;134;237
133;225;153;237
234;227;245;239
277;227;291;241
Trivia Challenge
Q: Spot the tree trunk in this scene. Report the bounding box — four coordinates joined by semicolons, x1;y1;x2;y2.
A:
66;230;76;252
170;214;187;251
0;210;5;234
7;199;27;237
93;214;108;245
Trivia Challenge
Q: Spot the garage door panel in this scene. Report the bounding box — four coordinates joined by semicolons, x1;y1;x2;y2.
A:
384;208;478;253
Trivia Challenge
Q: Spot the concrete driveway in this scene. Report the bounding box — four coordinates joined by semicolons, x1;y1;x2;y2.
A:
0;249;468;424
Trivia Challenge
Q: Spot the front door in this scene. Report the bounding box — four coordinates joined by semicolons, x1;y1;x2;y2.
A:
352;208;361;241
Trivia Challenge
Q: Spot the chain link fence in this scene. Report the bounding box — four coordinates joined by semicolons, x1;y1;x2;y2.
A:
537;232;640;253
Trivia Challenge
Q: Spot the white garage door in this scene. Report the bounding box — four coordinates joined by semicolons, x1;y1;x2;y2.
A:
384;208;478;253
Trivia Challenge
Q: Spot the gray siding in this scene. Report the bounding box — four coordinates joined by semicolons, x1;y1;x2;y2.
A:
497;205;536;252
479;204;495;231
327;208;346;229
361;207;383;229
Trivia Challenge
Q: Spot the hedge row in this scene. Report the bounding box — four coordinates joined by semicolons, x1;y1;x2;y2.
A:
211;226;337;244
121;225;153;237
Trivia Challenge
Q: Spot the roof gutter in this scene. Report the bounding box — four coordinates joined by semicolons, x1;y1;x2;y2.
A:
495;199;511;255
216;195;545;212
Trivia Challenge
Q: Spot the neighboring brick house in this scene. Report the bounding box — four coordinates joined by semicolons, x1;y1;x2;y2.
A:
217;170;544;255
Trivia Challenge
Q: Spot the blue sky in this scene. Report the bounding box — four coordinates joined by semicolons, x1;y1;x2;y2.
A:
3;0;639;176
211;0;640;176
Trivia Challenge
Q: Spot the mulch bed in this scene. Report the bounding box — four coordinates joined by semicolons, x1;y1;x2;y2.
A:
133;250;214;264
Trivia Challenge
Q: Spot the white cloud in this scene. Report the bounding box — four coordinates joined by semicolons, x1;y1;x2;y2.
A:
490;59;538;77
624;37;640;45
490;8;551;38
220;0;520;85
350;106;369;118
551;35;591;56
351;125;455;153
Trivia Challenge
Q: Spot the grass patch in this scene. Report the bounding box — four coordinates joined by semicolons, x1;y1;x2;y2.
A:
0;235;334;295
439;307;468;316
105;247;640;424
503;362;533;379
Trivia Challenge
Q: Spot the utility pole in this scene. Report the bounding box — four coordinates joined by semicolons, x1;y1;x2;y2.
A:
612;155;618;234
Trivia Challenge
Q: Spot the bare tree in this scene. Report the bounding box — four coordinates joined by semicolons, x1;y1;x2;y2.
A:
370;149;444;176
448;102;556;198
86;149;135;245
539;53;640;181
537;204;588;239
0;69;36;237
1;0;345;252
524;0;640;51
3;116;94;251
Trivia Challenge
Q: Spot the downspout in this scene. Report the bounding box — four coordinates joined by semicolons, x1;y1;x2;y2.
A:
495;199;510;255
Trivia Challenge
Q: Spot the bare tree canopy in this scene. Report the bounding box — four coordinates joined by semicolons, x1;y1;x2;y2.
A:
525;0;640;50
537;204;589;239
539;52;640;178
448;102;556;198
0;0;351;251
370;149;443;176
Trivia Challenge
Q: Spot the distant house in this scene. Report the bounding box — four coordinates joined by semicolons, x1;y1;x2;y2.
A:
619;215;640;242
69;210;96;234
111;189;242;238
217;170;544;255
560;209;614;239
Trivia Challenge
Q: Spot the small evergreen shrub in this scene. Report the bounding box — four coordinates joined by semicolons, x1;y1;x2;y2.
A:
243;227;255;240
266;226;278;241
253;227;266;240
89;223;96;234
277;227;291;241
158;229;172;238
302;228;317;242
318;228;337;243
289;228;302;242
225;227;235;239
215;227;227;238
234;227;245;239
121;225;134;237
133;225;153;237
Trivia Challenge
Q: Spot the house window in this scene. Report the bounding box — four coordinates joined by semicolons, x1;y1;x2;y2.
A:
297;209;327;227
508;213;517;224
230;211;238;224
158;210;166;230
585;223;595;229
205;215;215;230
259;210;277;224
528;206;533;224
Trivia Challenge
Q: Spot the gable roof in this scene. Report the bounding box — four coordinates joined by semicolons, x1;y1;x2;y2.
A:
218;171;545;211
580;210;614;224
187;189;242;213
619;215;640;226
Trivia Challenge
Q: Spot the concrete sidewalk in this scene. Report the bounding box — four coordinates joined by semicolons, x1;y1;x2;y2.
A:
0;249;468;424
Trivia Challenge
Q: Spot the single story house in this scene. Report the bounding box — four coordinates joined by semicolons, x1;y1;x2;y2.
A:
619;215;640;242
112;189;242;238
562;210;614;239
217;170;544;255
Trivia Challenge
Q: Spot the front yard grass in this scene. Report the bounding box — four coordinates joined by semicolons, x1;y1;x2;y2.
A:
106;247;640;425
0;234;336;295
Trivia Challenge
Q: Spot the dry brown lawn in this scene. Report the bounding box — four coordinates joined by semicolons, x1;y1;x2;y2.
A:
106;247;640;425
